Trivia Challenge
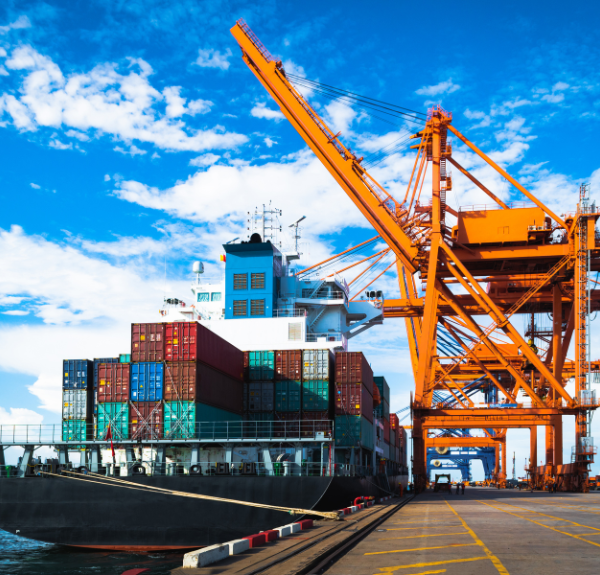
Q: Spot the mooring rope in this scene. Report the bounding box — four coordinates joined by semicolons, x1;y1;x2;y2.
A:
40;470;341;521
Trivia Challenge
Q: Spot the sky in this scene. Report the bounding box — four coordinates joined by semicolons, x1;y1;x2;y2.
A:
1;0;600;478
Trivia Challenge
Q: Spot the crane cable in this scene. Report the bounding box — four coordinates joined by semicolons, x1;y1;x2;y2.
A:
40;470;342;520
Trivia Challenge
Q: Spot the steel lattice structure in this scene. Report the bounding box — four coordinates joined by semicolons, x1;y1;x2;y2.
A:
231;20;600;491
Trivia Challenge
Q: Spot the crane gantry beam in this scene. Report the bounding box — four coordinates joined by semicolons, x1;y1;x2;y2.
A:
231;19;600;491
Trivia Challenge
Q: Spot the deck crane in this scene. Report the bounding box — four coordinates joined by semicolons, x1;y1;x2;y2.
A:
231;19;600;491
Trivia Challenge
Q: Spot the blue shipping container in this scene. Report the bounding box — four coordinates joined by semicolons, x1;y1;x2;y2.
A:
131;362;163;401
63;359;93;390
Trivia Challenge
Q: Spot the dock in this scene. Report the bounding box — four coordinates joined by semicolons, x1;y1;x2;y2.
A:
173;488;600;574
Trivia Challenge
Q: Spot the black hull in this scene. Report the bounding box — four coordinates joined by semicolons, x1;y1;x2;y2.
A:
0;474;402;549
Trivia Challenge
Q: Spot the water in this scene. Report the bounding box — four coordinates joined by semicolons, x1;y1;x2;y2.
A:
0;531;184;574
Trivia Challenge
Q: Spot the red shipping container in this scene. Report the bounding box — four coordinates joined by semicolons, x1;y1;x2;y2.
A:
301;410;331;437
275;350;302;380
334;383;373;422
97;364;130;403
129;402;163;440
274;412;300;438
131;323;165;362
164;322;244;381
243;351;249;380
334;352;374;393
163;362;243;414
383;417;390;443
390;413;399;430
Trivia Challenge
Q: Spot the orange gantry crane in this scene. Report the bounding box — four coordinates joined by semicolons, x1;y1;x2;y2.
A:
231;20;599;491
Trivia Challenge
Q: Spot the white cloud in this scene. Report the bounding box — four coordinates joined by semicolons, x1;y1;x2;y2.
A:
104;174;111;182
323;101;356;134
29;182;40;189
0;15;31;35
189;153;219;167
0;45;246;152
264;137;276;148
416;79;460;96
250;103;284;121
49;139;72;150
194;48;232;71
114;144;146;156
0;406;43;425
0;66;8;76
2;310;29;316
65;129;89;141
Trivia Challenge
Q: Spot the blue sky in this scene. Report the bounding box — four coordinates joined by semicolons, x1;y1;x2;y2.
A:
0;1;599;477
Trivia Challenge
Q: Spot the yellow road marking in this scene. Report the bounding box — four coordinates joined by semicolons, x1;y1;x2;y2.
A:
376;556;488;572
445;500;510;575
397;571;446;575
387;520;461;525
366;542;477;555
486;500;600;532
385;525;462;531
379;532;469;541
476;500;600;549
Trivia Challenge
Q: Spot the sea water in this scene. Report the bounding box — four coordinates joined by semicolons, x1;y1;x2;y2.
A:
0;530;183;574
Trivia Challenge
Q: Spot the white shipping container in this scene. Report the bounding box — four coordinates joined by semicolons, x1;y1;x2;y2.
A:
62;389;88;420
303;349;330;380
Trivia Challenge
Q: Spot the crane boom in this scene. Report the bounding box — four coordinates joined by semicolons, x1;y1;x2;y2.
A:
230;20;420;274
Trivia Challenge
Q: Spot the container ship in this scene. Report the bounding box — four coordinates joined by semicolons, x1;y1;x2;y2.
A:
0;227;408;551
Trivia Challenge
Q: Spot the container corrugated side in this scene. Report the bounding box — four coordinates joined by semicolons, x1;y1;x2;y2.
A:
196;363;243;414
164;322;244;381
373;376;390;405
334;382;374;422
63;359;93;389
129;401;163;440
390;427;396;448
62;390;89;420
96;402;129;440
248;350;275;380
248;381;274;412
382;441;390;459
302;349;331;380
374;397;390;420
131;323;165;362
62;420;88;442
196;403;243;439
334;415;373;449
130;362;164;401
275;350;302;380
383;417;390;442
163;401;196;439
302;380;330;411
275;380;301;412
334;352;374;393
97;363;130;403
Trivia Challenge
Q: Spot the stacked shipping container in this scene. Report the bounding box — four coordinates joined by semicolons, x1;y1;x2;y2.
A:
62;360;93;442
333;352;374;450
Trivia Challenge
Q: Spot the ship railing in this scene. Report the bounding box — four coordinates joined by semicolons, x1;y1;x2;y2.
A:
3;461;381;479
273;309;308;317
306;332;344;343
0;421;335;444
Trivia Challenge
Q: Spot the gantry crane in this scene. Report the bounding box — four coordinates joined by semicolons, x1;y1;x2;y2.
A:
231;19;600;491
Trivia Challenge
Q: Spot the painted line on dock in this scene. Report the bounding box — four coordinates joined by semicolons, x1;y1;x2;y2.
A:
375;556;489;572
365;542;477;555
476;499;600;549
378;531;470;541
444;500;510;575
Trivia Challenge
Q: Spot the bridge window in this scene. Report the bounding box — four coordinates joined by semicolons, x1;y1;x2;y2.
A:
211;292;222;301
197;292;209;302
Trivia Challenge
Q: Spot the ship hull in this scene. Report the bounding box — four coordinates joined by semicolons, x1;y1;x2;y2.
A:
0;474;403;550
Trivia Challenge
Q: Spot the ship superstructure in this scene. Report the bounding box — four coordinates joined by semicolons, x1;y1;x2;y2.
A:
161;232;384;351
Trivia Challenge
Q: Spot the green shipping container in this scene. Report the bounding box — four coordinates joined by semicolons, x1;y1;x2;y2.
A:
119;353;131;363
62;419;88;442
302;380;330;411
97;402;129;440
275;380;301;412
249;351;275;380
374;398;390;420
374;376;390;404
334;415;373;449
165;402;243;439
